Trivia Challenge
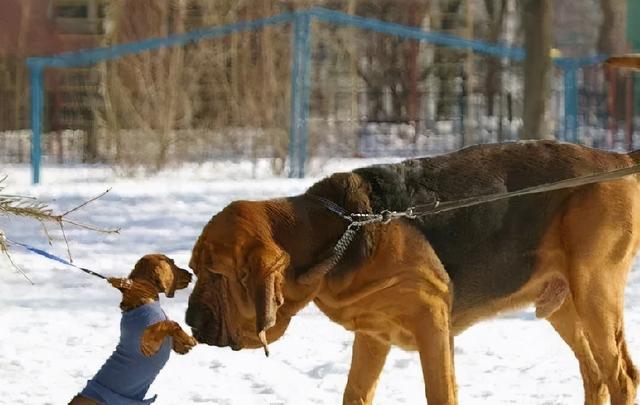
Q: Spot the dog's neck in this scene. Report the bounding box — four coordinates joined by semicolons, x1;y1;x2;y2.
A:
260;196;348;310
273;196;347;275
119;279;159;312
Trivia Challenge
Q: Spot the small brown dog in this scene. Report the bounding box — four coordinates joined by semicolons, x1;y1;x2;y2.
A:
69;254;197;405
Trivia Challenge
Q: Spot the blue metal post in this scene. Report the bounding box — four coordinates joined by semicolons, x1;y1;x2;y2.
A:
289;12;312;178
563;67;578;143
29;63;44;184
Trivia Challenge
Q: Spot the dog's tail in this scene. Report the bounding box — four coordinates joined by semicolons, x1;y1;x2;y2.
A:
625;151;640;184
630;150;640;164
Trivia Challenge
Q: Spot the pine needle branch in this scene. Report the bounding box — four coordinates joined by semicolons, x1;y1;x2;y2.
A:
0;176;120;278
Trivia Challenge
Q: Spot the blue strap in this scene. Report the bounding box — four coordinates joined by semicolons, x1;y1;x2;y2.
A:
7;239;108;280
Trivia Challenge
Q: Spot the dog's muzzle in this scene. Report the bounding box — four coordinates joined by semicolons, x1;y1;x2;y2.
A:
186;294;240;350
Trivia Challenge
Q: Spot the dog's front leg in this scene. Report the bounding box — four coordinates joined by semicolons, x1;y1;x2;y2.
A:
141;320;197;356
170;324;198;354
413;297;457;405
343;332;391;405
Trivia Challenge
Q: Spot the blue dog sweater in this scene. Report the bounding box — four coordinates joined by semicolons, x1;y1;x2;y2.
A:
80;301;171;405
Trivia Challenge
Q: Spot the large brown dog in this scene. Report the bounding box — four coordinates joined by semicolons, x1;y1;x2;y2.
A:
186;141;640;405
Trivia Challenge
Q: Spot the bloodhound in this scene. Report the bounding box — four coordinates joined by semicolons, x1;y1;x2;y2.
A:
186;140;640;405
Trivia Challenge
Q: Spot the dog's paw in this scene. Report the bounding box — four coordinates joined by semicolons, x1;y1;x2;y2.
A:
174;336;198;355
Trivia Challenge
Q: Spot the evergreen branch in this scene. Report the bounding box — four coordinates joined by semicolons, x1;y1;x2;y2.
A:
0;176;119;280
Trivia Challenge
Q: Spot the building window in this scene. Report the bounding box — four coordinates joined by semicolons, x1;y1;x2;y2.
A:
55;4;88;19
97;3;106;18
54;0;104;35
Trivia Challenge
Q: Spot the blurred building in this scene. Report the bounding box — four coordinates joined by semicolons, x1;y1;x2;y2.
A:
630;0;640;51
0;0;104;140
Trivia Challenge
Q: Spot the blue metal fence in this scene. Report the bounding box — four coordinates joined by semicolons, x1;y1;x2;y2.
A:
27;7;606;184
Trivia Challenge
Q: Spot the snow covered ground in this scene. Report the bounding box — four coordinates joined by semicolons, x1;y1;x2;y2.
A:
0;161;639;405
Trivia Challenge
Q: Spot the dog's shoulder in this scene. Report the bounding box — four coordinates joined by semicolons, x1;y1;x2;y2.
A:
306;171;374;214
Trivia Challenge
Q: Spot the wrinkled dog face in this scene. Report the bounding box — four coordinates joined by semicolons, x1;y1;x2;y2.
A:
186;202;292;353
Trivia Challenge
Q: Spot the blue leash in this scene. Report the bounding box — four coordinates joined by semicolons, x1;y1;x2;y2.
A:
7;238;108;280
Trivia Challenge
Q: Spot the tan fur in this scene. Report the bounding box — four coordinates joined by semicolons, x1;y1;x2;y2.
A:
188;172;640;404
607;54;640;70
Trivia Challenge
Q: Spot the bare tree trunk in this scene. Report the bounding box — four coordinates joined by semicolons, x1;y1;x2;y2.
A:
598;0;627;55
404;2;420;123
463;0;475;146
521;0;553;140
101;1;123;164
598;0;628;137
434;0;463;121
156;0;186;171
15;0;31;130
483;0;507;117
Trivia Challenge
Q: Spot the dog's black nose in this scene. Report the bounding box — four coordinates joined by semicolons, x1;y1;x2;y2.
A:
185;300;203;329
186;297;219;344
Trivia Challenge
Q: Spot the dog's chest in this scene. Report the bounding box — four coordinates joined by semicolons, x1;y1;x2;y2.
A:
314;294;418;349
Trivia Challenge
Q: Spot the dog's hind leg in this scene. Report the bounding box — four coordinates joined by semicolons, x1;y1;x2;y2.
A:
547;296;608;405
562;181;640;405
620;336;640;393
343;332;391;405
579;303;637;405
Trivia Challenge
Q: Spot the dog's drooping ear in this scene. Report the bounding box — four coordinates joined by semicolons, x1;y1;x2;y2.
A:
154;261;177;298
251;247;288;357
189;234;213;275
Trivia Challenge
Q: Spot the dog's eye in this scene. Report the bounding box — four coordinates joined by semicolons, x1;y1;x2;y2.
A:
238;270;249;291
207;266;236;281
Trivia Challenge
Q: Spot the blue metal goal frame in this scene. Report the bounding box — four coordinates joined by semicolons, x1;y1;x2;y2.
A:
26;7;605;184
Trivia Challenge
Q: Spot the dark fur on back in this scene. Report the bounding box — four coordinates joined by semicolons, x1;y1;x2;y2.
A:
312;141;637;312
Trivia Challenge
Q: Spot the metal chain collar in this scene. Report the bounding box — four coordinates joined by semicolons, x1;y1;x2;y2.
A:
308;194;441;273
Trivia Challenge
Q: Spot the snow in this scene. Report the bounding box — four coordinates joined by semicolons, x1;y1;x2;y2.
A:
0;162;639;405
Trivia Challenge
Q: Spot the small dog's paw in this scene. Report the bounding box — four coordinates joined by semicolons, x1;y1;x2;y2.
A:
174;336;198;355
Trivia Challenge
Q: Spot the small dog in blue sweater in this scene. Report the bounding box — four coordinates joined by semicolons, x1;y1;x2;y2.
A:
69;254;197;405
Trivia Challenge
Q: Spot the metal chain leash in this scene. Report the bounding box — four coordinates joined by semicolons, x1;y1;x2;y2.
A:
309;162;640;275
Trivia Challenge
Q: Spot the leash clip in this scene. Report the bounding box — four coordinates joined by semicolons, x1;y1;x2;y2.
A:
380;210;393;224
406;207;416;219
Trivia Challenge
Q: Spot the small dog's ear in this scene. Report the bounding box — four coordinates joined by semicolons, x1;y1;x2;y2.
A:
131;256;176;297
151;261;176;297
